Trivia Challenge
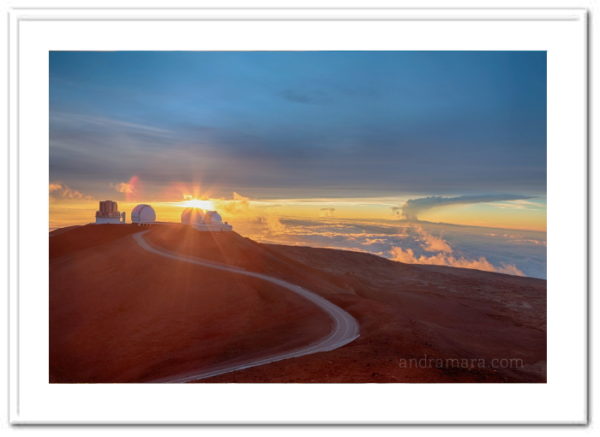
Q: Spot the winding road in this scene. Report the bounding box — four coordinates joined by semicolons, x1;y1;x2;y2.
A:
132;230;360;383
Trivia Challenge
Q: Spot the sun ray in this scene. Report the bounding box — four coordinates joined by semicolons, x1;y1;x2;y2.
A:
177;199;215;210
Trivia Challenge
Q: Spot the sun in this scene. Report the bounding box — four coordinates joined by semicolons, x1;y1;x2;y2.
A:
180;198;215;210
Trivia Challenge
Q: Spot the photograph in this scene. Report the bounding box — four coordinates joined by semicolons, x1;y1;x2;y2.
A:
49;50;547;384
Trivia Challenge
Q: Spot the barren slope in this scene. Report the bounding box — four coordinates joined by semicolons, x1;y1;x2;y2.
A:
50;224;331;382
50;223;546;383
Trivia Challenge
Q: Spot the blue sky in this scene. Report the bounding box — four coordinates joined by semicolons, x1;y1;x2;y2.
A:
50;51;547;199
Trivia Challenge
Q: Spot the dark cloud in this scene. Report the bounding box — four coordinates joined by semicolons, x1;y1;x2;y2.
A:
320;207;336;217
402;194;533;220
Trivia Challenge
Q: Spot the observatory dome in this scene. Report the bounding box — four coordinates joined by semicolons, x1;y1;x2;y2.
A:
131;204;156;224
205;211;223;225
181;208;232;231
181;207;206;225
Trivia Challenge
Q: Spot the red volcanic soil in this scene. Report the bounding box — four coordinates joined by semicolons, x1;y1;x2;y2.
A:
209;244;546;383
50;224;330;383
50;223;546;383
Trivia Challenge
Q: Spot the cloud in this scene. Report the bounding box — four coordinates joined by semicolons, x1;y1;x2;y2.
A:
114;182;135;194
390;246;524;276
111;176;140;201
413;226;452;253
50;53;546;199
218;192;252;216
319;207;336;217
233;191;250;206
230;216;542;277
255;216;287;235
49;182;92;200
489;199;544;210
390;225;523;275
402;194;533;220
51;112;172;136
363;238;389;246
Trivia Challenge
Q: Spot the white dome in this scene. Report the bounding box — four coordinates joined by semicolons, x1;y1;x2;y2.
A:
205;211;223;224
181;208;232;231
181;207;205;225
181;208;224;225
131;204;156;224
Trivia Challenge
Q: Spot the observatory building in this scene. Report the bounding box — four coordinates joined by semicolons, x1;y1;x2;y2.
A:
181;208;233;232
95;200;126;224
131;204;156;225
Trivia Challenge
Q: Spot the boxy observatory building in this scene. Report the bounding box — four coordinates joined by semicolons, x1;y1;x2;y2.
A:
95;200;126;224
181;208;233;231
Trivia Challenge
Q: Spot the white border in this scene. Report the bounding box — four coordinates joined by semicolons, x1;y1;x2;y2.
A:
7;7;588;424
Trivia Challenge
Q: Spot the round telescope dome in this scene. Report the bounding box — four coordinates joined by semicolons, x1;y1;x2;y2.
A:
131;204;156;224
181;207;206;225
205;211;223;225
181;207;232;231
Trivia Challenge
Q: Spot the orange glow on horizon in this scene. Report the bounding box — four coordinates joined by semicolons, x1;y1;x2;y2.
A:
176;198;216;210
48;188;546;234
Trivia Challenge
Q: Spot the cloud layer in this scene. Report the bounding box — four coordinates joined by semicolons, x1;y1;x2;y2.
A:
401;194;533;220
230;215;546;278
50;51;547;200
390;245;524;276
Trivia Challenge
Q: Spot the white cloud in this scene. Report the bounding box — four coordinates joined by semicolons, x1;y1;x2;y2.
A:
113;182;135;194
390;246;524;276
413;225;452;253
49;182;92;200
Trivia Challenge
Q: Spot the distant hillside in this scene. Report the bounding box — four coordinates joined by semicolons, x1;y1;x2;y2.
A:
50;223;546;383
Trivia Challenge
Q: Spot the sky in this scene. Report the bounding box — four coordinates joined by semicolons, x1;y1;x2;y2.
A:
50;51;547;277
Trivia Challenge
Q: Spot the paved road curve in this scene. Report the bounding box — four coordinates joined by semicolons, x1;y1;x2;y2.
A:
132;231;360;383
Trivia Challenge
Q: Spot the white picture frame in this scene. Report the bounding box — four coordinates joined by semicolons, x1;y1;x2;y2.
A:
6;3;588;425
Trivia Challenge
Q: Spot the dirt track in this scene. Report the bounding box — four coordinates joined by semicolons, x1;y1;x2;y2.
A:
133;230;359;382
